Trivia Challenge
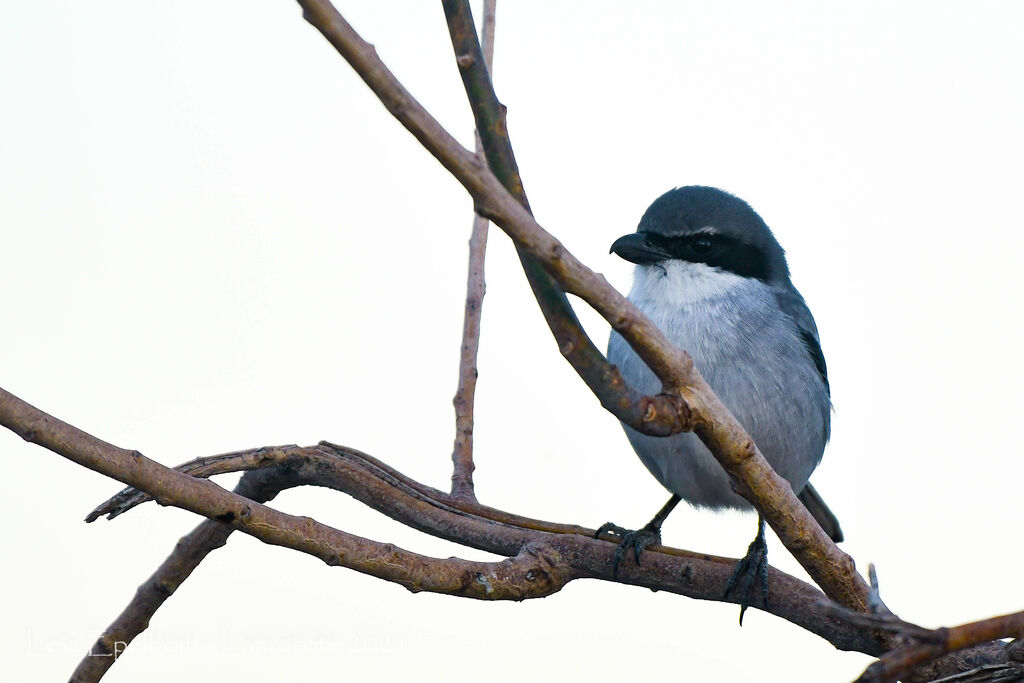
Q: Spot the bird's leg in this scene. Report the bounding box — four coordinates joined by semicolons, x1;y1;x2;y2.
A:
723;515;769;625
595;494;682;577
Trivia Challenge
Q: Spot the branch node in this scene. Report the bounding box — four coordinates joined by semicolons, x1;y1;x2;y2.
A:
475;572;494;594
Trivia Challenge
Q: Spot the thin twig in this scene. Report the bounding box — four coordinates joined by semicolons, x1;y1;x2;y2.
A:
449;215;487;502
295;0;869;611
450;0;496;503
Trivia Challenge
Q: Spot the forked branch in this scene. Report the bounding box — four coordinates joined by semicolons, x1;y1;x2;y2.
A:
855;610;1024;683
76;436;890;655
297;0;868;612
4;3;1013;682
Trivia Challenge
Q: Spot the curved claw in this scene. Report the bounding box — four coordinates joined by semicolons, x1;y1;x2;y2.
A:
723;518;770;625
595;521;663;578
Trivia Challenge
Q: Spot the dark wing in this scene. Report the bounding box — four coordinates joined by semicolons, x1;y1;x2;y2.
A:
774;287;829;397
777;287;840;542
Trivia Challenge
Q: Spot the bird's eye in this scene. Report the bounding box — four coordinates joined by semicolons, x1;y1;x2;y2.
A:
692;236;713;254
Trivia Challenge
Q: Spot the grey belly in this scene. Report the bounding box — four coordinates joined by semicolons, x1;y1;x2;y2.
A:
607;301;828;510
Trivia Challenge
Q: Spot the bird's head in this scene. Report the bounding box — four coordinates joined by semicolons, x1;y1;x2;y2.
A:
610;186;790;286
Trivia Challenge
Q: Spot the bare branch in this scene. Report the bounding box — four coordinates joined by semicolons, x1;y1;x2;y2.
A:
78;440;888;658
70;468;301;683
55;411;1024;682
450;0;497;503
4;5;1014;681
0;387;570;600
434;0;867;610
0;380;876;656
856;611;1024;683
438;2;694;440
449;210;487;502
296;0;869;611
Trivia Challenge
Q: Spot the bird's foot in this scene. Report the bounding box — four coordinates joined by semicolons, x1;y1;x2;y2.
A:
723;518;769;625
594;520;663;578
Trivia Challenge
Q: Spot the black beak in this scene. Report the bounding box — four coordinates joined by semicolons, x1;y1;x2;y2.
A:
609;232;671;265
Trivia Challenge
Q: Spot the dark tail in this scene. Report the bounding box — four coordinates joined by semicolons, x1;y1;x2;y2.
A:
798;483;843;543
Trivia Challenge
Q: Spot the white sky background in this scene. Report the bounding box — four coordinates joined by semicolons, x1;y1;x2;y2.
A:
2;2;1023;681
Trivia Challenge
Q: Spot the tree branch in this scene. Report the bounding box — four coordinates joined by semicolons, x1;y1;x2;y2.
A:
17;368;1016;680
295;0;868;612
79;439;889;657
70;468;303;683
3;4;1012;681
438;0;694;440
856;611;1024;683
450;0;497;503
0;387;570;600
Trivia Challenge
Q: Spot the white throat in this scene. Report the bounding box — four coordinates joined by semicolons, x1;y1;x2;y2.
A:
628;260;750;308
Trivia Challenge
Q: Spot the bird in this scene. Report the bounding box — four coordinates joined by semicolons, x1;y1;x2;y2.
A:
600;185;841;621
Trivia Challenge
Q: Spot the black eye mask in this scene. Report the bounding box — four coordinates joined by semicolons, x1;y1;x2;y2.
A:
643;231;771;282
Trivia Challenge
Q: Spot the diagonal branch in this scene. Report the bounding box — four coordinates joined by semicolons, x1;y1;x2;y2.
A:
450;0;497;503
0;387;570;599
439;1;692;441
295;0;869;612
70;468;303;683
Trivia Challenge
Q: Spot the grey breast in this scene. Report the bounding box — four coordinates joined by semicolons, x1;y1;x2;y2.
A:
608;279;829;510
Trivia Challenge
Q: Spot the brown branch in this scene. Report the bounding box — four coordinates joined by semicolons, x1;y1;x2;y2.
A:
449;214;487;502
438;1;693;440
47;416;1024;682
856;611;1024;683
36;375;1023;680
450;0;497;503
70;468;302;683
441;0;698;504
440;0;867;610
0;383;890;664
296;0;869;612
88;441;595;539
85;446;308;521
78;455;589;683
5;4;1012;680
0;387;571;600
81;441;890;657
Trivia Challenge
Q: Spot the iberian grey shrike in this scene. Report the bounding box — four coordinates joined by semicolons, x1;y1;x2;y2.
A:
601;185;841;619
